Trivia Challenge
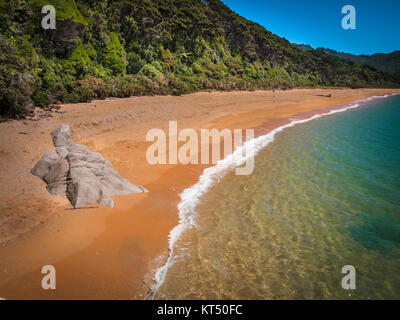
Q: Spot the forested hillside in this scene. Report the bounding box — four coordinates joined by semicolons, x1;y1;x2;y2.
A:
317;49;400;76
1;0;399;118
295;44;400;76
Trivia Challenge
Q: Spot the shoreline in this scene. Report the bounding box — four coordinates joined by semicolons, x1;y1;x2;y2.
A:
0;88;399;299
149;92;399;298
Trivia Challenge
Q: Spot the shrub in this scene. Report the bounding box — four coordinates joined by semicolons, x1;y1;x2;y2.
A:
0;36;35;117
192;62;204;74
127;52;145;74
63;44;94;77
80;76;110;99
160;46;175;71
32;89;51;107
102;32;127;76
64;83;94;103
139;64;160;80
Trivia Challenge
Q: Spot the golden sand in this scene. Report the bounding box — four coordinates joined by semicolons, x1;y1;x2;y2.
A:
0;88;398;299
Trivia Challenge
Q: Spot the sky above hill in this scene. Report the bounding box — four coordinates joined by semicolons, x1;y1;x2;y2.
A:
222;0;400;55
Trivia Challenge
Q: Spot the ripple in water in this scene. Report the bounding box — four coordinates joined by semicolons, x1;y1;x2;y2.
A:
153;95;400;299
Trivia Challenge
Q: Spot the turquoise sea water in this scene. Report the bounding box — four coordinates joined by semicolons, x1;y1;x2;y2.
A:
153;95;400;299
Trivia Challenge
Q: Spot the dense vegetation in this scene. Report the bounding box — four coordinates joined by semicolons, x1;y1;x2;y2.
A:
1;0;399;118
295;44;400;76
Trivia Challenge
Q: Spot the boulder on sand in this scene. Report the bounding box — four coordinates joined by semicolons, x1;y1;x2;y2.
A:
31;124;148;209
31;151;69;197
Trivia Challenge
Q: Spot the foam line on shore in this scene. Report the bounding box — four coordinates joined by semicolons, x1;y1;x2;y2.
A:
148;93;399;298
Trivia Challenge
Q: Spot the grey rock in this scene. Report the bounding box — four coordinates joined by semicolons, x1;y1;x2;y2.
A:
31;125;148;209
67;166;114;208
51;124;73;147
31;151;69;196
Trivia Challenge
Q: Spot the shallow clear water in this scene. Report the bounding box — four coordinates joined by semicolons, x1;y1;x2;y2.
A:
154;95;400;299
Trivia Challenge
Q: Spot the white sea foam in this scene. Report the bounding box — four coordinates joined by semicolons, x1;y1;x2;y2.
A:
148;93;399;298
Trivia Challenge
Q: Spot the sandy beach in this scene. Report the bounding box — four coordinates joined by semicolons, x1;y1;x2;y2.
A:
0;88;398;299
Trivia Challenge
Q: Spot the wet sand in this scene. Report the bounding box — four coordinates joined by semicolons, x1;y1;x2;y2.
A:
0;88;398;299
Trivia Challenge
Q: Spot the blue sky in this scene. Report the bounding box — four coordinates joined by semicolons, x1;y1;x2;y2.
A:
222;0;400;55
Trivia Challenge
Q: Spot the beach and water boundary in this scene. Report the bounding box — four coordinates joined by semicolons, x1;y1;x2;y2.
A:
0;89;399;299
149;93;400;299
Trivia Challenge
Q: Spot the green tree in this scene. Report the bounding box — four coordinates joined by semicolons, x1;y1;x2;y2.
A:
63;44;95;77
102;32;127;76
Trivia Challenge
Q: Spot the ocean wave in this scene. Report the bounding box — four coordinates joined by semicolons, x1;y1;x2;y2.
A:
147;93;399;298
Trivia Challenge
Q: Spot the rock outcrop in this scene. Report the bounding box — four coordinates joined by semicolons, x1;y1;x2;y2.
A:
31;124;147;208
